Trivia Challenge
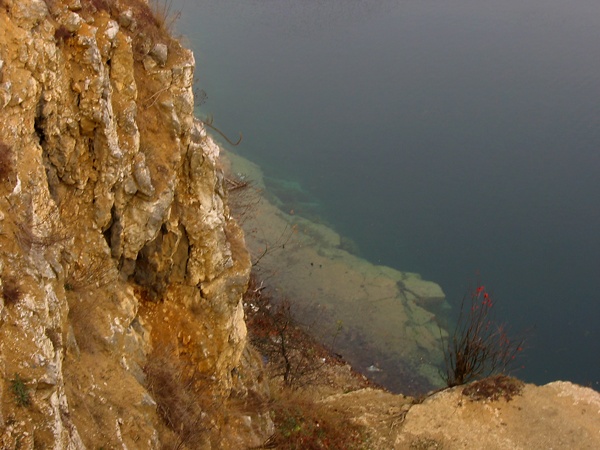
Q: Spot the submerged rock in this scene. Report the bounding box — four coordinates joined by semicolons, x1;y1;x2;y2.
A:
398;274;447;309
225;150;449;391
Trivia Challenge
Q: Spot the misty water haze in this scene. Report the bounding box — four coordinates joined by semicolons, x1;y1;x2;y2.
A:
171;0;600;389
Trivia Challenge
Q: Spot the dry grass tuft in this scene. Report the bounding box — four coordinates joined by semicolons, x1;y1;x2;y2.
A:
65;257;116;292
13;204;70;252
144;345;217;449
462;374;524;402
128;0;180;50
149;0;181;34
267;389;367;449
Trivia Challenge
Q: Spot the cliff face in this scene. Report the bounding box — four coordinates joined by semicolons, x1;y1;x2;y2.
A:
2;2;600;450
0;1;264;448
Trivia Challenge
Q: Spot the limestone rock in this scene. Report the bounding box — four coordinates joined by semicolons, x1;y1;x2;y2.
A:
0;1;265;448
398;380;600;449
320;380;600;449
398;273;446;309
149;42;168;67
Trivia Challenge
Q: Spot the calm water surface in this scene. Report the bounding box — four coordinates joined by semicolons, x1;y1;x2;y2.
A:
171;0;600;389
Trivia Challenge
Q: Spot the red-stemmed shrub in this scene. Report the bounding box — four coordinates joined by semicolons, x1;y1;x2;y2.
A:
441;284;525;387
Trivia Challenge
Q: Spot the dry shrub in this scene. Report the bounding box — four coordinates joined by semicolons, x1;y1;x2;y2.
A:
65;257;116;292
144;345;217;449
226;175;262;226
13;205;70;251
45;327;63;350
68;296;100;353
201;115;243;147
268;389;367;450
441;284;526;387
2;276;21;306
42;0;61;15
0;142;13;181
54;24;74;43
244;275;332;388
462;374;524;402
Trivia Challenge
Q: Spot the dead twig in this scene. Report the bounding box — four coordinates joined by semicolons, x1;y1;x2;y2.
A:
201;115;242;146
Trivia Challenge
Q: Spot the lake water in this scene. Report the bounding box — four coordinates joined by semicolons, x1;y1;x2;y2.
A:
170;0;600;390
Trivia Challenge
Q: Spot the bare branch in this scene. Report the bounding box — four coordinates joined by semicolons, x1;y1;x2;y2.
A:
440;284;526;387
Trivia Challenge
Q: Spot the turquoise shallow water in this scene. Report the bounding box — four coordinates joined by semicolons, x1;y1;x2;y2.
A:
172;0;600;389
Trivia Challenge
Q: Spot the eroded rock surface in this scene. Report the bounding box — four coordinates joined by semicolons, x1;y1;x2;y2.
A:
399;380;600;449
320;380;600;449
0;1;267;448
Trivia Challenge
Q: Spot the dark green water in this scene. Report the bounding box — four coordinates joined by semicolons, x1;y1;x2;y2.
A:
171;0;600;389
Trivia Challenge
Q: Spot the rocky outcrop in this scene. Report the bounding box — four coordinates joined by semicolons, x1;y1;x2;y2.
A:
0;1;266;448
399;380;600;449
320;379;600;449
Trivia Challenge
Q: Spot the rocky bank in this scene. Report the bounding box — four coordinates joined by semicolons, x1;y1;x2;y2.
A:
0;1;598;449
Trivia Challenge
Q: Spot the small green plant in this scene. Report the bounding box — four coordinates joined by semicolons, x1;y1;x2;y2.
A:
10;374;30;407
441;284;525;387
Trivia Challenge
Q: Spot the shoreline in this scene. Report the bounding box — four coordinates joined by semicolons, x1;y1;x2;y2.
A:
223;149;452;394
